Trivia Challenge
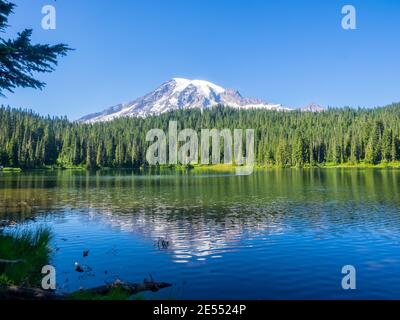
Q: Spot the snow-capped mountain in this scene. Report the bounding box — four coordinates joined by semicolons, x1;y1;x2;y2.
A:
78;78;291;123
301;103;326;113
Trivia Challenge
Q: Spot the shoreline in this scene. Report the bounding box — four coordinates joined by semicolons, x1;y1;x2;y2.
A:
2;162;400;173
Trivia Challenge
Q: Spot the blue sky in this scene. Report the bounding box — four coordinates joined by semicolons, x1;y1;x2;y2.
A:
2;0;400;119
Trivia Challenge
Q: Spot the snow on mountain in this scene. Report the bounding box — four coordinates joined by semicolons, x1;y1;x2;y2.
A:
78;78;291;123
301;103;326;113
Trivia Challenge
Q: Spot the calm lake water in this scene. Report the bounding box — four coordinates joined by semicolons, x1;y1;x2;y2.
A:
1;168;400;299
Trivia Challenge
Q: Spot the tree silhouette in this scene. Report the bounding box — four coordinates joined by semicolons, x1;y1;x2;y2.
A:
0;0;70;96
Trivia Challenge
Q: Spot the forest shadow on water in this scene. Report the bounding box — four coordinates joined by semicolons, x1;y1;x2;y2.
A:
1;168;400;299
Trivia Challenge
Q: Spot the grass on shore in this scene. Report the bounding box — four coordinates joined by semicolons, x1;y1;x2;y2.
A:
0;167;22;172
0;227;52;287
2;161;400;173
0;165;88;172
192;164;237;172
320;161;400;169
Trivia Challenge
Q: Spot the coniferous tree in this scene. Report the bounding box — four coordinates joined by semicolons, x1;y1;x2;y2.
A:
292;133;307;167
86;142;96;169
1;104;400;169
392;136;399;162
0;0;70;96
365;122;382;164
381;129;392;162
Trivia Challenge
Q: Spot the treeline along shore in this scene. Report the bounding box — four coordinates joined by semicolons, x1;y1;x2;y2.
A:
1;104;400;170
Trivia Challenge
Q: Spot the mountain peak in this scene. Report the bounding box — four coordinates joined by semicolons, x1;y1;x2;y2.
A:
301;103;326;112
171;78;226;96
78;78;290;123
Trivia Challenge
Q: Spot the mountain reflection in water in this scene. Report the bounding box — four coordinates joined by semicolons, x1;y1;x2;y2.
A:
1;169;400;299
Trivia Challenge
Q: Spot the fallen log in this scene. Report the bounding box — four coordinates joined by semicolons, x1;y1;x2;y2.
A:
79;279;172;296
0;280;172;300
0;285;58;300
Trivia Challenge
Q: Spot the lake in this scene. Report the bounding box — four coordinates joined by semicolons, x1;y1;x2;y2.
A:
1;168;400;299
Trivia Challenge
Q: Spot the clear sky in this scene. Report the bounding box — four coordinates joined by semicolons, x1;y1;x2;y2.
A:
2;0;400;120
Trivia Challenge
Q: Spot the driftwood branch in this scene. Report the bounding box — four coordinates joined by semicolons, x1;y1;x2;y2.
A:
0;280;172;300
0;259;26;264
